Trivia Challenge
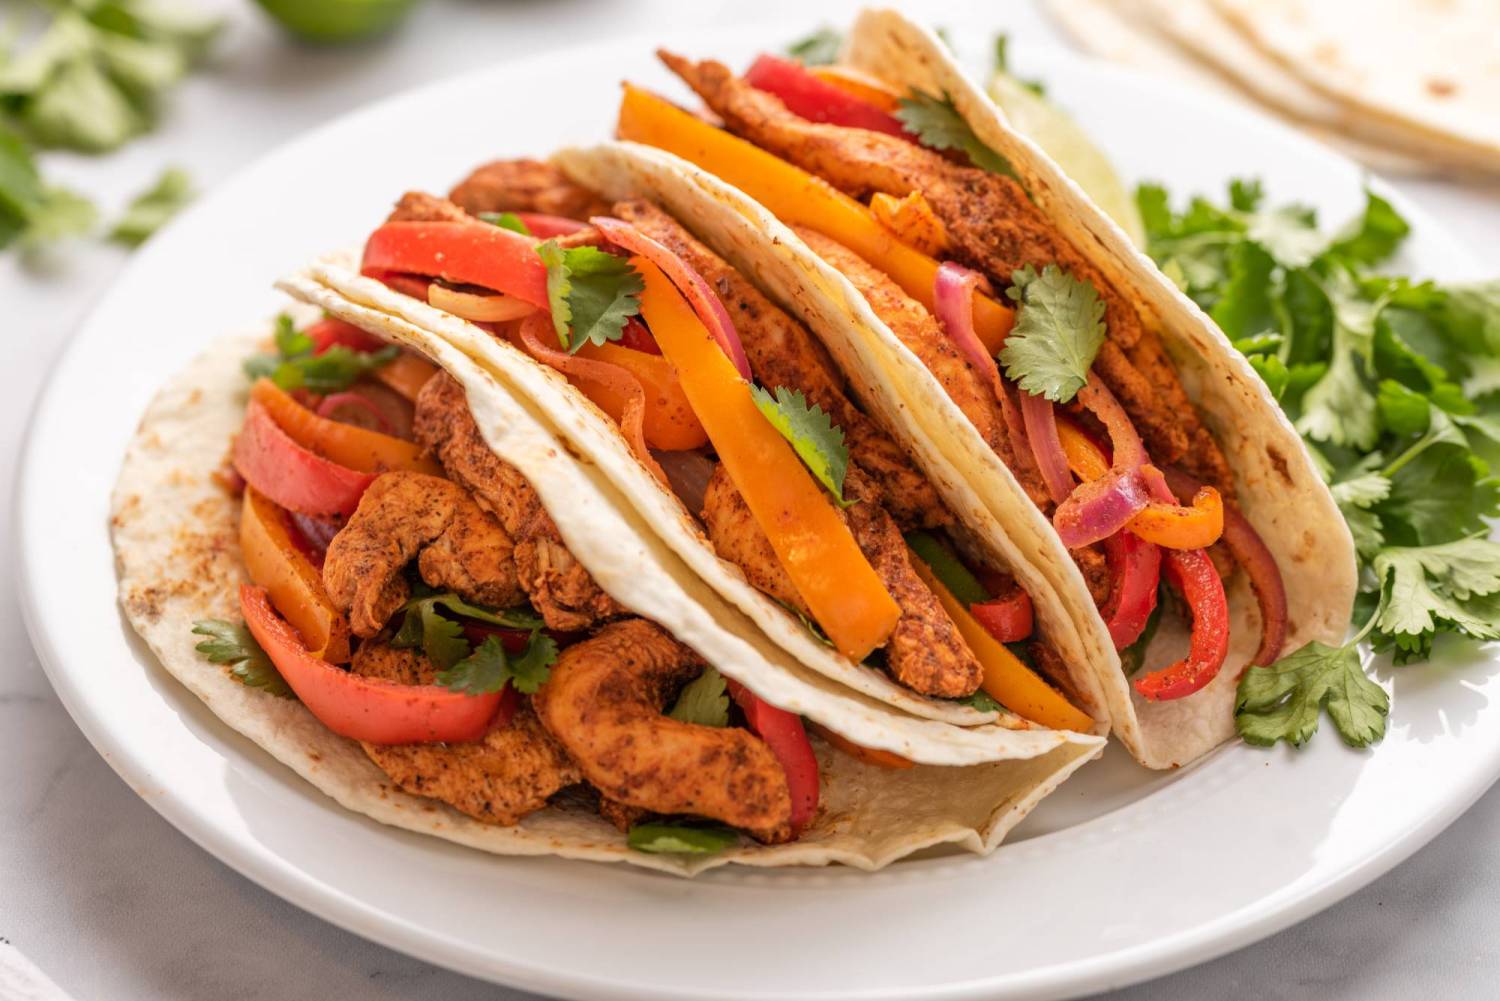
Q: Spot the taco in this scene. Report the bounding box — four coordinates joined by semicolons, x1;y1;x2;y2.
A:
295;158;1109;738
591;8;1355;768
112;293;1102;876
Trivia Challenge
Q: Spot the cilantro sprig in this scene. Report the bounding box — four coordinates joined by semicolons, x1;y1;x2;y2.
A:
667;666;730;727
896;89;1020;182
535;241;644;352
388;588;555;695
437;633;559;696
750;385;853;505
785;27;843;66
479;211;530;235
243;314;398;393
998;264;1107;403
1142;178;1500;748
191;619;294;699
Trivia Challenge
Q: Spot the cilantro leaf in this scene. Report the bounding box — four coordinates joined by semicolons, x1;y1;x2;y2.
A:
959;689;1005;713
785;27;843;66
750;385;852;504
896;89;1020;182
1246;204;1326;269
479;211;531;235
668;666;730;727
436;631;558;696
109;165;192;245
0;124;96;254
192;619;294;699
1235;641;1388;748
390;590;545;672
1372;538;1500;647
535;240;643;352
998;265;1106;403
627;822;738;855
242;313;397;392
1328;189;1409;268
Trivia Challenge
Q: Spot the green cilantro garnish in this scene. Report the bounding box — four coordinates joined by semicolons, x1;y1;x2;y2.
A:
242;314;399;392
627;822;738;855
479;211;530;235
785;27;842;66
1143;178;1500;748
667;666;729;727
535;240;644;352
437;632;559;696
191;619;294;699
750;385;853;505
998;264;1107;403
993;33;1045;96
0;124;96;255
109;166;193;246
896;89;1020;182
390;589;545;672
959;689;1005;713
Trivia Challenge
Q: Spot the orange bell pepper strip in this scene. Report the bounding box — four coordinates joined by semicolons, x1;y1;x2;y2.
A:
249;378;440;476
240;486;351;663
911;558;1094;732
810;65;903;112
617;85;1015;352
869;191;949;256
373;351;440;402
807;721;914;770
574;341;710;451
1055;417;1224;550
636;256;900;661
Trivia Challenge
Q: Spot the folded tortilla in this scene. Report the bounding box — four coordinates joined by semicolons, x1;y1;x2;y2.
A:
112;298;1102;875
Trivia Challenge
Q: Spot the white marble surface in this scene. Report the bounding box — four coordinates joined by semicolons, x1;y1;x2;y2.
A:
4;1;1499;998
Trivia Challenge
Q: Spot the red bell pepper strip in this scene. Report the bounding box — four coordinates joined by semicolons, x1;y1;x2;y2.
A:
969;590;1034;644
240;585;501;743
744;54;910;138
1133;549;1231;701
512;212;588;238
307;317;387;355
232;401;374;518
726;679;819;834
1100;530;1162;650
361;221;550;308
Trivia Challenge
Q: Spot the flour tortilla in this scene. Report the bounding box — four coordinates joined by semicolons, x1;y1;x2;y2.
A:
112;310;1102;876
1213;0;1500;174
551;11;1352;768
1042;0;1440;176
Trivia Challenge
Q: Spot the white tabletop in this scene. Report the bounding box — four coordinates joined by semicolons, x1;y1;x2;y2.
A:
5;2;1499;998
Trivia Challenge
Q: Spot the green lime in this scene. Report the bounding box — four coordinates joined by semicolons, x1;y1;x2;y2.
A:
253;0;421;43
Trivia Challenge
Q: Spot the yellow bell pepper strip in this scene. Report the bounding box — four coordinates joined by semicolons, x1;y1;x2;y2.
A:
240;486;351;663
1054;416;1225;550
869;191;949;256
373;350;440;402
617;84;1015;351
249;378;440;476
911;557;1094;732
636;255;900;661
806;721;914;770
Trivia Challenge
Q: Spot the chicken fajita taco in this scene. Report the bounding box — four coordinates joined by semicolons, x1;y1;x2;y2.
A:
295;155;1110;738
591;7;1356;768
112;284;1102;875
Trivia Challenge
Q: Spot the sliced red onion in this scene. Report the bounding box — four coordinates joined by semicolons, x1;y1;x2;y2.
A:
316;392;396;435
590;217;753;381
1101;530;1162;649
933;262;1000;379
655;448;717;514
1019;392;1075;505
1162;467;1288;666
1052;382;1152;548
287;512;341;568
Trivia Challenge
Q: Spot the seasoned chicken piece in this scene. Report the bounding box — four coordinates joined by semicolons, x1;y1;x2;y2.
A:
324;472;524;637
351;642;581;826
613;199;949;530
657;52;1236;500
703;463;980;697
533;619;794;843
597;796;648;833
387;190;474;224
843;469;982;697
449;158;612;220
794;228;1051;509
414;373;627;631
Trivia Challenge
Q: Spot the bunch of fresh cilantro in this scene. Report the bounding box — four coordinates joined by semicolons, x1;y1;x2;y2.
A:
1139;178;1500;749
0;0;217;256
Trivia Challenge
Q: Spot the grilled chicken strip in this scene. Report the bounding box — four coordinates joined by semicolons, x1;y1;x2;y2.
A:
700;464;982;697
657;51;1234;496
449;158;612;221
352;641;581;826
324;472;524;638
612;198;949;530
414;373;627;632
533;619;794;843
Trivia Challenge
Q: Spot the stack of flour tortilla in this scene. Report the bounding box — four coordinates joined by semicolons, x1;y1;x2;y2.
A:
1047;0;1500;179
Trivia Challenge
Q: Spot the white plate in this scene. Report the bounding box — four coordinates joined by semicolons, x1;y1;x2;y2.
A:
17;22;1497;1001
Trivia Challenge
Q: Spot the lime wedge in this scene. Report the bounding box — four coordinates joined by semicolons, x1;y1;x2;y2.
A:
253;0;420;43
